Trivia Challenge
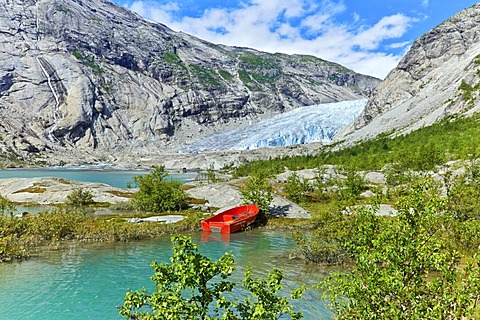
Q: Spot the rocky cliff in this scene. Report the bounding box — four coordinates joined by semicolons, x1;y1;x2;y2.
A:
0;0;379;163
336;3;480;143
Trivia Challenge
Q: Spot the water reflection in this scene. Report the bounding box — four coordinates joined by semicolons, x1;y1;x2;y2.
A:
201;231;231;243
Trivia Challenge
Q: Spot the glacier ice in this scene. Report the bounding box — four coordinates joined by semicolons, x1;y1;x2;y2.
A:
180;99;368;153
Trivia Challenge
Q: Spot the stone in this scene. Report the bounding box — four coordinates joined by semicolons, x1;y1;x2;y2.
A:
0;0;379;165
0;177;133;204
336;4;480;145
364;171;386;185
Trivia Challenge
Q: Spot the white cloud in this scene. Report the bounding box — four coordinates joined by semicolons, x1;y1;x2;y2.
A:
387;41;410;49
353;14;413;50
129;1;179;24
127;0;415;79
422;0;429;8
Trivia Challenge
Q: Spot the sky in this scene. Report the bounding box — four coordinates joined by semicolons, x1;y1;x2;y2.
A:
113;0;479;79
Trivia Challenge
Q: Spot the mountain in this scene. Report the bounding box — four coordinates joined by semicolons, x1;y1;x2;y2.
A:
181;99;368;153
0;0;379;163
336;3;480;143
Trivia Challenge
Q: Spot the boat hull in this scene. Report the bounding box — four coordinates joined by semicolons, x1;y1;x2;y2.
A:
201;204;259;234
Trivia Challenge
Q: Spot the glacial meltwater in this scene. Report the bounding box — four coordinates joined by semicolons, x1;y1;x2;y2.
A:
0;167;197;188
0;231;332;319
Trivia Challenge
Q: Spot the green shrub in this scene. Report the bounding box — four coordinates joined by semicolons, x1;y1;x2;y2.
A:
240;171;274;213
293;209;353;264
131;165;188;212
446;159;480;221
0;215;27;262
120;235;304;319
0;194;15;216
25;209;85;241
335;168;367;201
284;172;311;203
66;188;95;206
321;179;480;319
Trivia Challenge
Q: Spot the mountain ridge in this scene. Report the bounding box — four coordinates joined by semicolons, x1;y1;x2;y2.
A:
336;3;480;144
0;0;379;164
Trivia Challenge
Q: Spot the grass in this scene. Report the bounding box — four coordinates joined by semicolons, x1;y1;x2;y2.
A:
71;49;103;75
186;197;208;205
54;178;72;185
218;69;233;81
239;52;279;69
251;72;277;85
233;113;480;177
163;52;181;64
189;64;222;87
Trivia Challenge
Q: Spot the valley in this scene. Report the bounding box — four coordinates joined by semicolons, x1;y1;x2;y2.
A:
1;0;480;319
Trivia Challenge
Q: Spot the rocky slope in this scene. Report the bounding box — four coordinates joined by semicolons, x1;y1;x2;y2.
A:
336;3;480;143
0;0;379;163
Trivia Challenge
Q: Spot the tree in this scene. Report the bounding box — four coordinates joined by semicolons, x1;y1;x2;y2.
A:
119;235;304;320
65;188;95;207
0;194;15;216
445;158;480;221
131;165;188;212
284;172;311;203
321;179;480;319
240;171;274;213
335;167;367;201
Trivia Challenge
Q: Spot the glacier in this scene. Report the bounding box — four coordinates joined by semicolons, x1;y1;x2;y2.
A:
180;99;368;153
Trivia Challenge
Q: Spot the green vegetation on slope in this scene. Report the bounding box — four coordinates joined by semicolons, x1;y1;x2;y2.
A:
234;114;480;177
239;52;279;69
71;49;104;75
189;64;222;87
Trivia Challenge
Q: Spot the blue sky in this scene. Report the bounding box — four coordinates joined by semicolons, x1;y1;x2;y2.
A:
114;0;478;79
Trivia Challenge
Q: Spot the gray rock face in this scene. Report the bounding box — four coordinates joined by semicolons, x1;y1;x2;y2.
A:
336;3;480;143
0;0;379;161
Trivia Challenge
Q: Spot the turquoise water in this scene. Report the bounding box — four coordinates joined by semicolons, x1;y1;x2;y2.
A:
0;231;332;319
0;168;197;188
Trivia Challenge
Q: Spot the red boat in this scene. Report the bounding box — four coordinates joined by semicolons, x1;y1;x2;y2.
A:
201;204;260;233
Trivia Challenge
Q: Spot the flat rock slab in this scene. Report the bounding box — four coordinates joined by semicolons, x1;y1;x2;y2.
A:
125;215;185;224
344;204;398;216
269;195;311;218
186;183;242;208
186;182;310;219
0;177;133;204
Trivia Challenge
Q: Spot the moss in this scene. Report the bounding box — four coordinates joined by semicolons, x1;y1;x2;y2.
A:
186;197;208;205
13;186;47;194
104;190;134;198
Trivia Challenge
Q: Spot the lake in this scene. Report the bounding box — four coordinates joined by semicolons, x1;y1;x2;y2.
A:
0;168;197;188
0;230;333;319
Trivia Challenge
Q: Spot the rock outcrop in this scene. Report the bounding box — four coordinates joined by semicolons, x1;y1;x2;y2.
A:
0;0;379;163
336;3;480;143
